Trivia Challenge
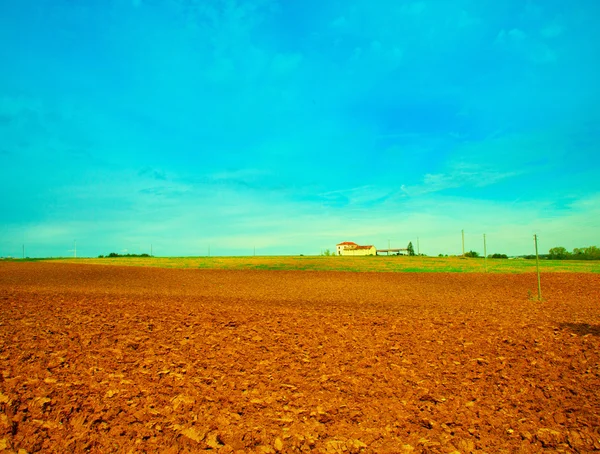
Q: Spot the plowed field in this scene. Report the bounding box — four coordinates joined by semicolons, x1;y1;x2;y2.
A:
1;262;599;453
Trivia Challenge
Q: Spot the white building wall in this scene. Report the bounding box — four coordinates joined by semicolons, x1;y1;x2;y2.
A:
339;246;376;256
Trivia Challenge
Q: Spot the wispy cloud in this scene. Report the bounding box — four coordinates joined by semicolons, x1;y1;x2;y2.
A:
138;167;168;181
540;23;564;39
495;28;558;64
413;167;518;195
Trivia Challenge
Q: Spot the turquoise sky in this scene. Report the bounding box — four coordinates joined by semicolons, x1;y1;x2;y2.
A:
1;0;599;257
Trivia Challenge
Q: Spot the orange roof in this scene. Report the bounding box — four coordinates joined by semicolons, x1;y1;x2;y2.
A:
337;242;374;250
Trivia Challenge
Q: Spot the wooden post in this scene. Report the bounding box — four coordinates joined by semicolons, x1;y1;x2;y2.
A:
483;234;487;272
534;234;542;301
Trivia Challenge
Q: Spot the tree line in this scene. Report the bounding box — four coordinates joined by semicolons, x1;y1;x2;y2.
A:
547;246;600;260
462;247;599;260
462;251;508;258
98;252;151;258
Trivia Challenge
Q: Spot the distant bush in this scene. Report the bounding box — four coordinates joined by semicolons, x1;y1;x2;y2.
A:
464;250;479;258
522;254;550;260
488;253;508;259
102;252;151;258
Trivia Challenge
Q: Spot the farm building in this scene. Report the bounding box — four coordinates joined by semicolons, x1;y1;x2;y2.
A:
336;241;377;256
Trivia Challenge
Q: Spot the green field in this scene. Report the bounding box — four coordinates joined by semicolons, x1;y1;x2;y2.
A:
41;255;600;273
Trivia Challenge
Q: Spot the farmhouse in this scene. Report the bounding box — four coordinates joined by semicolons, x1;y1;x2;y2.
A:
336;241;376;256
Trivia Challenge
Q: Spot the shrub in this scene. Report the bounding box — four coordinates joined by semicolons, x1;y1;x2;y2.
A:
105;252;150;258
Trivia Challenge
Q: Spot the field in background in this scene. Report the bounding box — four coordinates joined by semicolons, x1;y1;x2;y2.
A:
46;255;600;273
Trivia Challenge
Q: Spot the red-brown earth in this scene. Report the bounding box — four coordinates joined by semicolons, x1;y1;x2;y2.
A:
0;262;599;453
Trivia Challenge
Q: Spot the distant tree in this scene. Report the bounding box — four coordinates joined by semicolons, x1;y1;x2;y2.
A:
407;242;415;256
572;246;600;260
489;253;508;259
584;246;600;259
322;249;332;256
464;250;479;258
548;246;569;260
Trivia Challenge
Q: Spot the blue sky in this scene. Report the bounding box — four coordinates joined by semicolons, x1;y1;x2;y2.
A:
1;0;599;257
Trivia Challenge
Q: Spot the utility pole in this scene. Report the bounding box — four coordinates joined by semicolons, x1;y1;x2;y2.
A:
461;230;465;256
253;246;256;257
483;234;487;272
534;234;542;301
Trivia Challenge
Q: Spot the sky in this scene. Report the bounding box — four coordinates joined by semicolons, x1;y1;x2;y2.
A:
1;0;599;257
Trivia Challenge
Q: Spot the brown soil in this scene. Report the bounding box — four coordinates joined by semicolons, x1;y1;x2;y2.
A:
1;262;599;453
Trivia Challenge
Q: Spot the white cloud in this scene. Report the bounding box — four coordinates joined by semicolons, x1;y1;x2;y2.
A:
330;16;348;28
456;10;480;28
401;2;426;16
270;52;303;76
495;28;527;46
531;44;557;63
495;27;558;64
540;23;564;38
508;28;528;41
